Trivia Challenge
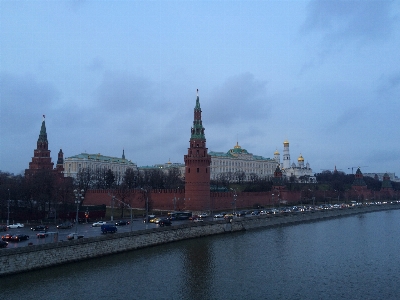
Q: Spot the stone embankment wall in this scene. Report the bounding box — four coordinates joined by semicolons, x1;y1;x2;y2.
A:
1;205;398;276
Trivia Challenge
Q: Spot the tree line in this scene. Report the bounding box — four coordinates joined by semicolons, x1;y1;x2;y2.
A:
1;168;398;221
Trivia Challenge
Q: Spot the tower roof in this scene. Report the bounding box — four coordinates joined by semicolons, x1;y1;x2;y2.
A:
38;119;48;144
191;89;206;140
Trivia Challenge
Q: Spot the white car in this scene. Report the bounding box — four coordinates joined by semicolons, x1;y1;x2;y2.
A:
92;221;107;227
213;213;225;218
7;223;24;229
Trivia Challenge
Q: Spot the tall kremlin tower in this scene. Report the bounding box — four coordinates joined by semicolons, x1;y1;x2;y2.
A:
184;90;211;212
25;116;54;178
25;116;64;181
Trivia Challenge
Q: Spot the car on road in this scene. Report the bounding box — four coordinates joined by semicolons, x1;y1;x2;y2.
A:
224;214;234;221
31;225;49;231
57;222;73;229
11;234;30;242
193;218;203;222
235;211;246;217
143;215;156;223
36;231;49;238
158;218;172;226
115;220;130;226
7;223;24;229
101;224;117;233
1;233;13;241
92;221;107;227
213;212;226;218
198;213;209;218
0;240;8;248
67;233;84;240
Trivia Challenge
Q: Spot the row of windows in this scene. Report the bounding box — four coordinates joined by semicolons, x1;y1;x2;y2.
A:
212;160;276;169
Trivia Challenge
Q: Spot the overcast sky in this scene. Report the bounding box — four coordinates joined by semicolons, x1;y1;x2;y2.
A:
1;0;399;177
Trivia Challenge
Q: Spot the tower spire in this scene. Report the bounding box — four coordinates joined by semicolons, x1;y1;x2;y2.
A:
191;89;205;139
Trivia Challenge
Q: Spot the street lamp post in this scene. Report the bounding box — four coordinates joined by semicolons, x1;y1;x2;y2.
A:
141;188;149;227
74;189;84;234
230;188;237;214
7;189;10;227
111;196;115;221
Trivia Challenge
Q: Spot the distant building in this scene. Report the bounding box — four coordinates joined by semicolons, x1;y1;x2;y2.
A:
363;172;398;182
209;142;278;181
278;140;315;182
63;150;137;179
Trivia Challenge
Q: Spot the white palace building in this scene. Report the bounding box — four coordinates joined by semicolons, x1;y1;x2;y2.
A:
209;140;315;183
63;150;138;179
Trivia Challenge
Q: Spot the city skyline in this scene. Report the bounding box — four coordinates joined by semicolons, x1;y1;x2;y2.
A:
1;1;399;175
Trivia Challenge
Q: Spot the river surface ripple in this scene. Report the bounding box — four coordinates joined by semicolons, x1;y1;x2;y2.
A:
1;209;400;300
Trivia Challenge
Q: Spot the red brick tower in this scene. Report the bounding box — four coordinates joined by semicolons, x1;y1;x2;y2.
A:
184;90;211;212
25;116;54;178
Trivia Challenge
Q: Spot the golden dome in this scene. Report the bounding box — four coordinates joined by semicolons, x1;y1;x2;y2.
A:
298;154;304;162
234;142;241;149
274;149;280;155
283;140;289;145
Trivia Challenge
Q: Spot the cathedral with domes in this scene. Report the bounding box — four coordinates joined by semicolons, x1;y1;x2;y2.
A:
274;140;315;182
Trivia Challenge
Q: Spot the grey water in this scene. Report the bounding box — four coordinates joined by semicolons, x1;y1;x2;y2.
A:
1;210;400;300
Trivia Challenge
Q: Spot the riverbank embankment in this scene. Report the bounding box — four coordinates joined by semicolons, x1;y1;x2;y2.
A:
1;204;399;276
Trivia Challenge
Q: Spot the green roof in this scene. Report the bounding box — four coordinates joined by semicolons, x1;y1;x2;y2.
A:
66;153;135;164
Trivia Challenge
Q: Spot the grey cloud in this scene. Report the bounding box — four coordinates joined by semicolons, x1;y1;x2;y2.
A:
0;72;60;134
205;73;269;126
302;0;395;42
86;57;104;72
94;70;161;112
377;71;400;95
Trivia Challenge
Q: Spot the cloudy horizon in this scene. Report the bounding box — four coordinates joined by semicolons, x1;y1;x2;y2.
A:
1;0;399;177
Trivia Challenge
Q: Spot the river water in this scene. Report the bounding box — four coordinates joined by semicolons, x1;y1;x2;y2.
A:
1;209;399;300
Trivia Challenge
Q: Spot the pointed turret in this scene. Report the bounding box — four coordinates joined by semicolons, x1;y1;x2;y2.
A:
184;89;211;212
25;116;54;178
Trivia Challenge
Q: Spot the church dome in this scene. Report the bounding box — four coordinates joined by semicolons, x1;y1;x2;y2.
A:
298;154;304;162
274;149;280;155
283;140;289;146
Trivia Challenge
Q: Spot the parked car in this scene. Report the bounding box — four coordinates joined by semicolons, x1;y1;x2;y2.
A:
1;233;13;241
158;218;172;226
224;214;234;221
92;221;107;227
36;231;49;238
213;212;226;218
101;224;117;233
7;223;24;229
235;211;246;217
11;234;30;242
198;213;209;218
57;222;73;229
67;233;84;240
115;220;129;226
31;225;49;231
0;240;8;248
143;215;156;223
193;218;203;222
